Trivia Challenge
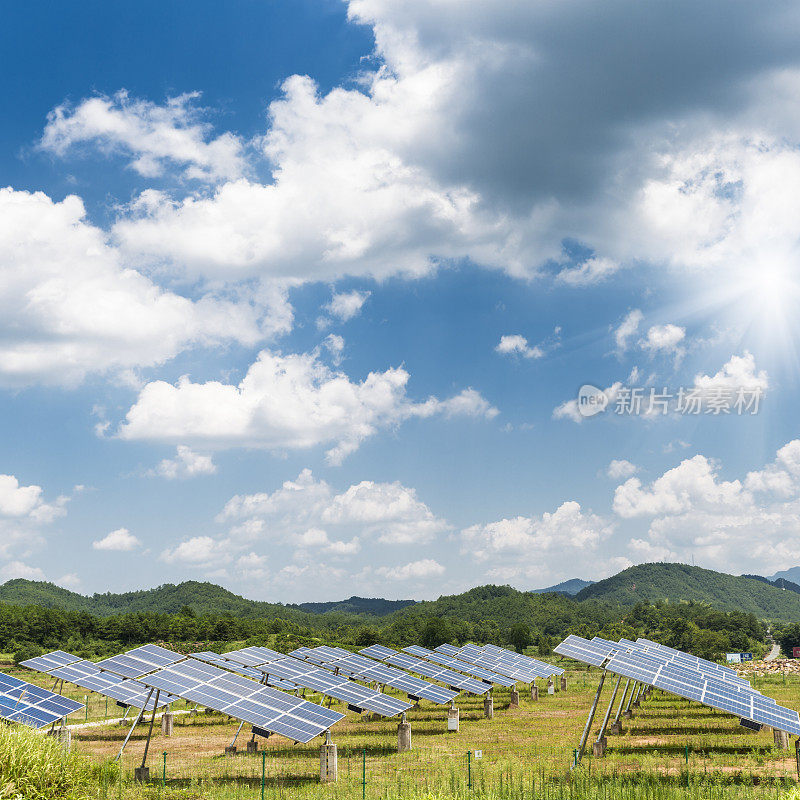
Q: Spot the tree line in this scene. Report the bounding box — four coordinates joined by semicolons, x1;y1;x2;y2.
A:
3;590;768;665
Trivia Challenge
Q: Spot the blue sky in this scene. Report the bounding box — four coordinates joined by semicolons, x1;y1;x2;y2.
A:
3;0;800;601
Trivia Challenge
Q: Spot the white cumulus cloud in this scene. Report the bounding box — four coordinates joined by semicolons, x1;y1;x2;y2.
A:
118;349;497;464
92;528;141;552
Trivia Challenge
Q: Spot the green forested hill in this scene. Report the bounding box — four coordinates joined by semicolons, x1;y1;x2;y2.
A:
575;563;800;621
293;596;416;616
0;579;315;620
3;561;800;627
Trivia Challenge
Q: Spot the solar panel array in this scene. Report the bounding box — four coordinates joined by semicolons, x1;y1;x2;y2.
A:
95;644;184;679
21;649;178;711
554;634;800;736
48;659;178;711
403;645;516;687
443;643;562;682
360;645;490;695
224;646;413;718
139;658;344;743
290;645;458;705
0;671;83;728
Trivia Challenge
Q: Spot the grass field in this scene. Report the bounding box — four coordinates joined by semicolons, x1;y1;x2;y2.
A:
5;658;800;799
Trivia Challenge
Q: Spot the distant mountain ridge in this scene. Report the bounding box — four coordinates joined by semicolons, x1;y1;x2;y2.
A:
770;567;800;585
531;578;593;595
4;561;800;622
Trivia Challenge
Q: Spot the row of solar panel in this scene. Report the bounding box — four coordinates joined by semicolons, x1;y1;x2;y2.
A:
554;635;800;736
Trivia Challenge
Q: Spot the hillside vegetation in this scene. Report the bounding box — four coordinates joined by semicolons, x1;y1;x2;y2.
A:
575;563;800;621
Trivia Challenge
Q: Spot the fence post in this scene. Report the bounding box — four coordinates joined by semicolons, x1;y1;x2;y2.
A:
261;751;266;800
162;752;166;787
468;750;471;790
362;747;366;800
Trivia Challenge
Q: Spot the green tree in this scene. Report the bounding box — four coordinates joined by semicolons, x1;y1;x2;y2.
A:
420;617;452;648
508;623;532;653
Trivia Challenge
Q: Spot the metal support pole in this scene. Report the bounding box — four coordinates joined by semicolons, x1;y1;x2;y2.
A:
140;690;161;769
595;675;621;743
230;720;245;748
121;706;131;723
625;682;638;712
613;679;630;725
116;689;153;761
633;683;643;704
577;669;607;761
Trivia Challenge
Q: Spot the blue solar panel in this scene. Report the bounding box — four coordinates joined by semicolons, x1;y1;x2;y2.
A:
225;648;412;718
96;644;183;679
140;658;343;742
191;651;297;692
403;645;515;687
0;671;83;729
46;659;178;710
360;645;490;695
293;647;457;705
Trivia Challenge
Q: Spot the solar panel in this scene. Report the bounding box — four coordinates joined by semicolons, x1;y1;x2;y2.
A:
139;658;344;743
224;648;413;718
20;650;82;673
47;659;178;711
360;645;490;695
0;671;83;728
556;635;800;738
403;645;516;687
447;644;560;681
191;652;297;691
478;644;565;676
292;646;458;705
605;651;800;735
96;644;184;679
554;635;616;666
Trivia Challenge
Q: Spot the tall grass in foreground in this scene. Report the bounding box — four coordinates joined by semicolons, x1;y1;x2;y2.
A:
0;723;111;800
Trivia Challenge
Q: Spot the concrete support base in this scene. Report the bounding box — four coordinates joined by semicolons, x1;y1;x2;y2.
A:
592;737;607;757
224;745;237;756
161;711;174;737
483;695;494;719
622;710;633;719
320;743;338;783
632;701;640;708
509;689;519;708
774;728;789;749
397;722;411;752
609;721;622;736
247;740;258;753
531;685;539;701
447;707;459;732
547;682;555;696
134;767;150;783
560;676;567;692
